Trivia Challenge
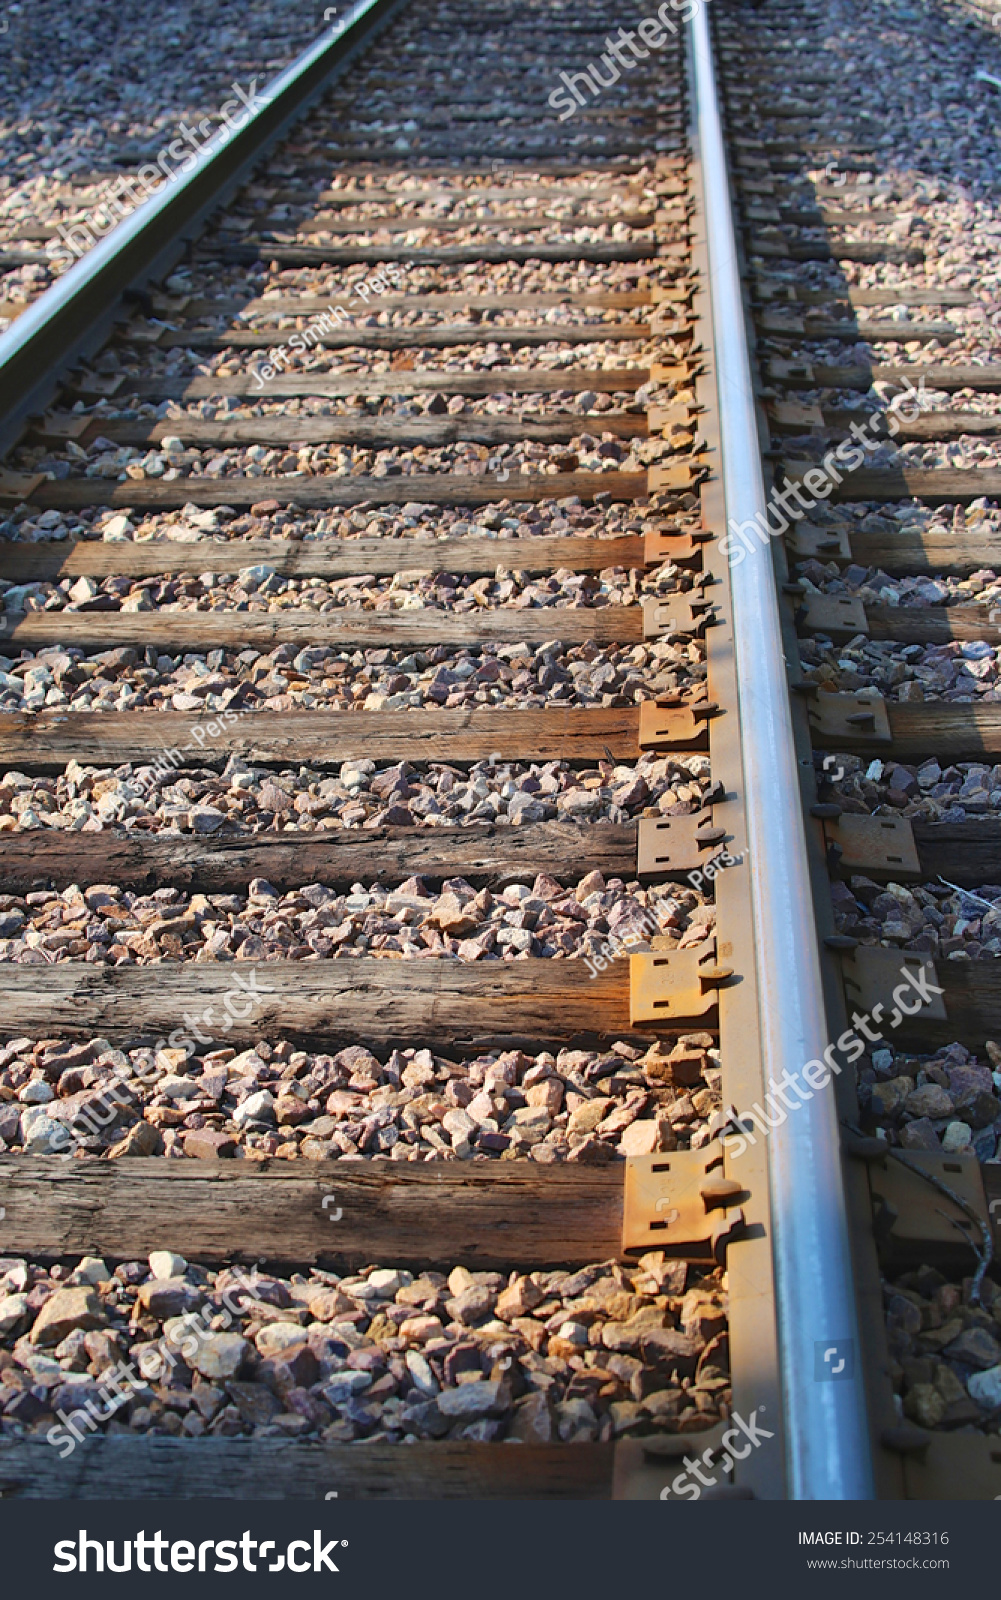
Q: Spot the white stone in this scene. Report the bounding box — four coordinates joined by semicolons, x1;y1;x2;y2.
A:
183;508;219;531
101;515;134;541
405;1349;439;1395
556;1321;589;1346
507;793;552;823
233;1089;275;1126
149;1250;187;1281
0;1293;30;1337
158;1076;203;1101
190;1333;249;1380
20;1351;64;1384
941;1120;973;1152
21;1108;71;1153
227;1049;267;1077
323;1370;373;1403
71;1257;109;1286
1;585;45;612
442;1108;476;1141
366;1268;413;1297
18;1079;54;1104
188;806;225;834
436;1379;504;1419
969;1365;1001;1410
238;565;277;590
162;1313;205;1349
343;1277;381;1300
255;1322;309;1357
506;1106;552;1131
557;788;602;818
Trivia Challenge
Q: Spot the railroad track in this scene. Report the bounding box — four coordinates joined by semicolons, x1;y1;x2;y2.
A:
0;0;998;1504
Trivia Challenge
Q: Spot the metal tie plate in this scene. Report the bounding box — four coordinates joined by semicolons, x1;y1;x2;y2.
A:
636;813;730;877
622;1140;747;1261
630;941;735;1026
840;946;948;1025
807;690;892;747
642;594;718;639
796;594;869;640
821;813;920;879
637;699;716;752
643;527;713;567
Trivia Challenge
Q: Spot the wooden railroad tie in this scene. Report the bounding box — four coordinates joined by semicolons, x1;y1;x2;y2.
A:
794;592;1001;647
211;241;668;268
0;593;714;653
769;359;1001;393
804;688;1001;764
0;1143;744;1271
0;532;653;583
75;364;670;403
148;324;656;352
0;702;716;770
787;520;1001;577
1;468;653;513
769;402;998;443
780;460;1001;507
28;412;655;450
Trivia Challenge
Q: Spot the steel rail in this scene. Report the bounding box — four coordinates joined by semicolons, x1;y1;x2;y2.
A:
0;0;407;456
689;7;874;1499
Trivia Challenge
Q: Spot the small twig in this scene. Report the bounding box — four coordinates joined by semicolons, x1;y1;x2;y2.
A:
937;876;997;914
845;1121;993;1306
886;1150;992;1307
